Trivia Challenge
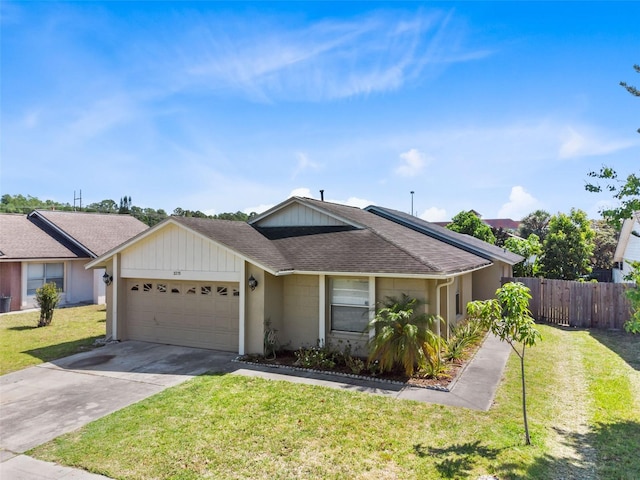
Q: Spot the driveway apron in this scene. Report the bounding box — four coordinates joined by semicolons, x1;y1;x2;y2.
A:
0;341;236;455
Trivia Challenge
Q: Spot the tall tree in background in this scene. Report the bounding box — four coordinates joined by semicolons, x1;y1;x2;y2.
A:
119;195;132;214
446;210;496;244
86;199;118;213
541;209;595;280
586;166;640;230
518;210;551;243
585;65;640;228
590;220;618;270
491;227;511;248
504;234;543;277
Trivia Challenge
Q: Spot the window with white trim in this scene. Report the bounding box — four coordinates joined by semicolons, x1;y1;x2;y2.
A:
330;278;369;333
27;263;64;295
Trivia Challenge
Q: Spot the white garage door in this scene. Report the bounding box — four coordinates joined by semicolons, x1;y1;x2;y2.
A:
125;279;239;352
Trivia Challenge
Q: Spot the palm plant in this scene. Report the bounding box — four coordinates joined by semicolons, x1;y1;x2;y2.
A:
367;294;442;376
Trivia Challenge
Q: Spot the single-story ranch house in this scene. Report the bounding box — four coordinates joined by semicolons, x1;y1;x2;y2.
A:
0;210;148;312
87;197;523;355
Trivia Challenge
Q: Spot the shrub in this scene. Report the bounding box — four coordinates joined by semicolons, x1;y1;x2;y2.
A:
263;318;279;360
35;282;61;327
444;319;484;362
294;342;336;369
623;261;640;334
368;293;442;377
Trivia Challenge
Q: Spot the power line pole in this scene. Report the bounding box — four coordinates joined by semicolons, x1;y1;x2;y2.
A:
74;190;82;211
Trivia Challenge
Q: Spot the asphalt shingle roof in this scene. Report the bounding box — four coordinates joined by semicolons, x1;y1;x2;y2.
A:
171;216;294;273
0;214;77;260
0;211;148;261
280;198;491;274
365;205;524;265
33;210;148;257
90;198;503;277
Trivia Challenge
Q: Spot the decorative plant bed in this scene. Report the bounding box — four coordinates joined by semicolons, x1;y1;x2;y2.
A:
236;333;486;392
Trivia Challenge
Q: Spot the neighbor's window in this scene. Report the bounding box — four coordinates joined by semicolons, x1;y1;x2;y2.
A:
330;278;369;333
27;263;64;295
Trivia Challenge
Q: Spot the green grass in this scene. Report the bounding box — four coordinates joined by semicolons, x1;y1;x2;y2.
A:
0;305;106;374
28;323;640;479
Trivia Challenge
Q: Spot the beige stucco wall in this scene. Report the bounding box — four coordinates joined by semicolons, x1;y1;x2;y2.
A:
279;274;319;350
327;277;439;356
244;266;266;355
472;262;512;300
263;272;284;351
242;267;288;355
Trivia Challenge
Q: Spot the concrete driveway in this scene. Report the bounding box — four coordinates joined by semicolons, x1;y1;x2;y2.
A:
0;341;236;455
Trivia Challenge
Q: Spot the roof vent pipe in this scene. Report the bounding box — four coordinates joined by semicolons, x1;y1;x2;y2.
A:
320;190;324;201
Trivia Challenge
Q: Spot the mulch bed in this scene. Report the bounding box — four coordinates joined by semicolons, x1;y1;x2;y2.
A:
237;336;485;391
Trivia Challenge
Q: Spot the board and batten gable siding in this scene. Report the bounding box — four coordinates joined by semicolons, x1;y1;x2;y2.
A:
255;202;349;227
120;223;242;282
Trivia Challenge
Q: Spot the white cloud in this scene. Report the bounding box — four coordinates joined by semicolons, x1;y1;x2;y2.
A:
497;186;540;219
289;187;314;198
558;126;635;159
395;148;428;177
339;196;373;208
292;152;321;179
22;110;41;129
419;206;448;222
244;203;274;215
166;9;489;102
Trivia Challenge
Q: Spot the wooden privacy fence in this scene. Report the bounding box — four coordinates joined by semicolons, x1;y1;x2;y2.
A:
502;277;634;330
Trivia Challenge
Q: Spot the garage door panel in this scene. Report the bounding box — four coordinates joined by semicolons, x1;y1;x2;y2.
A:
125;279;239;351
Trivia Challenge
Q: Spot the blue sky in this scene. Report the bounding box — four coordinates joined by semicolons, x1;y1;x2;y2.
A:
2;1;638;221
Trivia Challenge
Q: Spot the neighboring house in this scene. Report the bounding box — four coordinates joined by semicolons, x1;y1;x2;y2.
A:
0;210;148;312
434;213;521;232
86;197;523;356
612;211;640;283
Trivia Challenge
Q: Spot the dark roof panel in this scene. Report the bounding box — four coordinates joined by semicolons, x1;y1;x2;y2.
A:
365;205;524;265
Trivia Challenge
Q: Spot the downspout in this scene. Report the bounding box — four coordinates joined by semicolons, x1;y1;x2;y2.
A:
436;277;455;340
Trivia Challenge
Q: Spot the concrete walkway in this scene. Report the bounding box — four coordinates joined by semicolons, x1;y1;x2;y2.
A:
0;334;511;479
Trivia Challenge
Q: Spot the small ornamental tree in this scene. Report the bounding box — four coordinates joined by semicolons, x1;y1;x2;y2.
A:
35;282;61;327
467;282;541;445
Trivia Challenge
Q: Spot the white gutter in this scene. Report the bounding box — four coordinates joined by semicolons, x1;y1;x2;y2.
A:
436;276;455;340
279;263;491;279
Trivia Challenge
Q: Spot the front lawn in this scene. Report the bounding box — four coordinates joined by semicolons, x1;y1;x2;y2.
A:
0;305;106;375
30;324;640;479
